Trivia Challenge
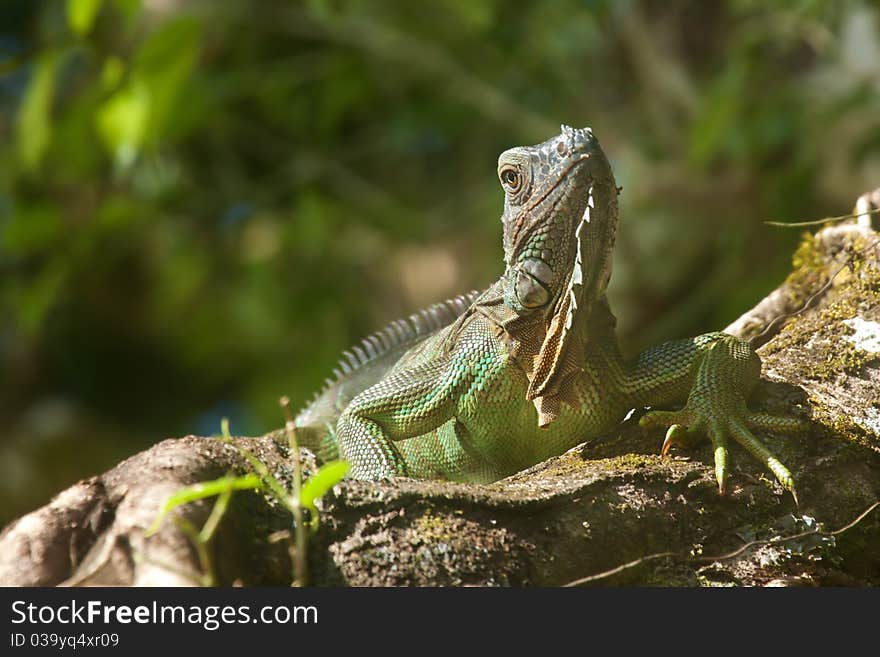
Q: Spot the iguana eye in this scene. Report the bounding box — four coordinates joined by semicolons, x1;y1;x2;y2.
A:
500;167;520;190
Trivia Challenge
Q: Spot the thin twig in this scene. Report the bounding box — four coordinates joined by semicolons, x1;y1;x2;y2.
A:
764;207;880;227
562;552;678;586
280;395;307;587
564;500;880;587
173;517;214;587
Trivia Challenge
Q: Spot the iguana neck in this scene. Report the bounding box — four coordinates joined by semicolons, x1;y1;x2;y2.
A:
487;126;620;425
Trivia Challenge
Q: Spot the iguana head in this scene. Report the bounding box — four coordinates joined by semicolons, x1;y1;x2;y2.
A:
497;125;619;425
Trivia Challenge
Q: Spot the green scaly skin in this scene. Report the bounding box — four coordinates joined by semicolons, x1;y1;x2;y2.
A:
294;125;808;497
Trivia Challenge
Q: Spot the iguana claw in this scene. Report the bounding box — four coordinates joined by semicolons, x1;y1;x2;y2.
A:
641;408;808;501
661;423;695;457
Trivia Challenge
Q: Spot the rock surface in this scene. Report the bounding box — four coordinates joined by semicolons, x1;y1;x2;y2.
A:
2;224;879;587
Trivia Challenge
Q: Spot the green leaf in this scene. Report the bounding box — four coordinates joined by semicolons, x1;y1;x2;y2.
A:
146;473;262;536
67;0;103;37
300;460;349;512
112;0;141;20
688;59;747;168
94;17;201;167
132;17;201;142
16;53;59;172
15;259;66;335
100;56;125;91
2;202;60;254
95;80;150;168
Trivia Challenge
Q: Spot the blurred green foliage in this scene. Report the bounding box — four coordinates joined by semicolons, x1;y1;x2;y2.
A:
2;0;879;525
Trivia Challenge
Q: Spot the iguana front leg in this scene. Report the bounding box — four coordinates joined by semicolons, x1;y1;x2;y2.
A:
336;360;458;479
627;332;809;498
335;322;497;479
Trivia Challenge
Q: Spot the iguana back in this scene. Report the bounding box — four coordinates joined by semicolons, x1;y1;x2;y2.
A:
294;291;480;460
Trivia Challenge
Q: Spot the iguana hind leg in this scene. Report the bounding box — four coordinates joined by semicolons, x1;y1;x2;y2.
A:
628;332;810;498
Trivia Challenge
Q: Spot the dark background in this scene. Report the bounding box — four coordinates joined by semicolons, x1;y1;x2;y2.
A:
2;0;879;526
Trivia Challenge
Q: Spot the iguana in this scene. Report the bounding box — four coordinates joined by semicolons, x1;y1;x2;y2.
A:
294;125;807;496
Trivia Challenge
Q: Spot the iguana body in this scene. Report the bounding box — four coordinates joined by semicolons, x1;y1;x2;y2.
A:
295;126;805;494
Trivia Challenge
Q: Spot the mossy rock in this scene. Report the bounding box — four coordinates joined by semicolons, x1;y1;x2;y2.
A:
2;225;879;587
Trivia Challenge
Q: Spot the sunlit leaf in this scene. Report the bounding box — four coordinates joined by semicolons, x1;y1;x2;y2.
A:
95;80;150;168
132;17;201;142
300;460;349;511
298;460;349;531
67;0;103;37
16;53;58;172
146;473;262;536
101;56;126;91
